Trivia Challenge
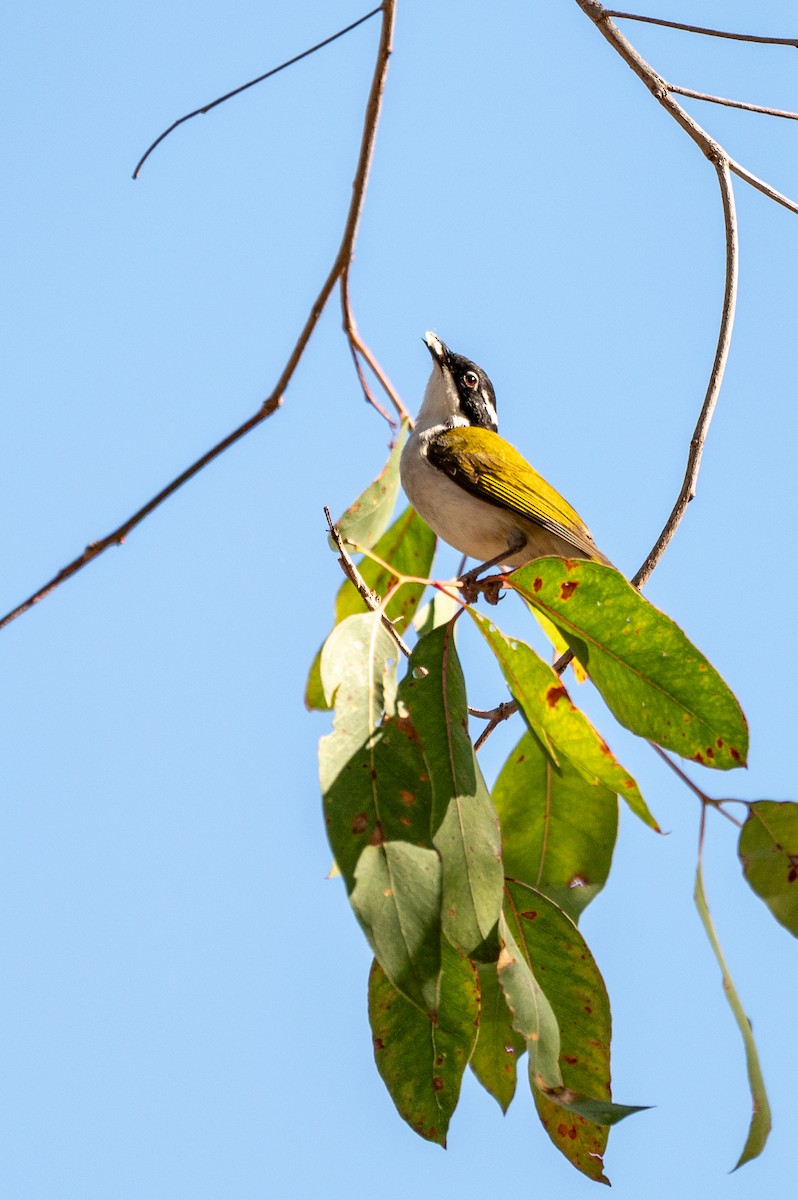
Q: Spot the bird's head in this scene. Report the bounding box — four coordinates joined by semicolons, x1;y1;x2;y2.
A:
416;331;498;435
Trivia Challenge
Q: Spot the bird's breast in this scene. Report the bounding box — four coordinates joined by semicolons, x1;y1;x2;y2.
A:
400;432;530;566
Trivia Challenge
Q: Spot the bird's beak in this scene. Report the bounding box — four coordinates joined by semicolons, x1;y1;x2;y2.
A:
423;331;449;370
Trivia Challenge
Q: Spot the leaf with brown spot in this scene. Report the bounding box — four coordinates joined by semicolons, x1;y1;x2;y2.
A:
508;558;749;771
505;880;646;1182
319;615;433;887
496;911;563;1094
470;962;526;1113
368;939;479;1147
738;801;798;937
352;842;442;1014
402;625;503;958
319;614;442;1012
493;730;618;921
472;613;658;831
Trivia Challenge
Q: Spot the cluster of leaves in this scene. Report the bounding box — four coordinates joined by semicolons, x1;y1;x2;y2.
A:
307;442;798;1182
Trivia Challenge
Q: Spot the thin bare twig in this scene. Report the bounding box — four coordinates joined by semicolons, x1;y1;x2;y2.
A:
670;85;798;123
578;3;798;207
571;4;745;587
340;267;409;425
350;327;408;421
132;7;382;178
633;158;738;588
0;2;396;633
473;717;503;753
604;11;798;48
324;507;411;657
474;2;752;737
727;158;798;217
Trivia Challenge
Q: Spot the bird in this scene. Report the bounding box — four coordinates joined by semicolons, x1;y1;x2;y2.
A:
400;332;610;577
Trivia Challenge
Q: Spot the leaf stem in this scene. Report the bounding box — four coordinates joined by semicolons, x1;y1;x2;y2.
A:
651;743;742;827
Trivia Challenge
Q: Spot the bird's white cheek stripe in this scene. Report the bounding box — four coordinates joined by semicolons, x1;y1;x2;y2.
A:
482;398;498;429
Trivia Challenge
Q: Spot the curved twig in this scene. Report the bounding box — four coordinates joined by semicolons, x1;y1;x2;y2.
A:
132;7;382;178
633;159;738;588
571;5;748;586
340;266;410;425
0;2;396;633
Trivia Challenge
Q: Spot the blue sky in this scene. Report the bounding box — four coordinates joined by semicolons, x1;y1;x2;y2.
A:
3;2;798;1197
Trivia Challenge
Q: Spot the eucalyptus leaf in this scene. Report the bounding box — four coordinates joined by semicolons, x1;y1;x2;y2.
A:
509;558;748;770
473;612;658;831
307;506;435;711
330;422;408;551
496;912;562;1093
402;626;503;957
694;859;771;1169
470;962;525;1113
505;880;644;1183
369;939;479;1146
352;841;442;1014
319;612;442;1012
494;730;618;921
738;801;798;937
319;613;398;773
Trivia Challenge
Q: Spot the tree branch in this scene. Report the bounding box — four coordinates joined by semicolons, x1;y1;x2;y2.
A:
0;2;396;633
324;507;411;658
571;5;750;586
132;7;383;178
603;11;798;49
669;85;798;123
633;158;738;588
340;265;410;425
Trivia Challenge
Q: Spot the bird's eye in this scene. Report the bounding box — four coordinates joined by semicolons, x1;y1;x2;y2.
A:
463;371;479;389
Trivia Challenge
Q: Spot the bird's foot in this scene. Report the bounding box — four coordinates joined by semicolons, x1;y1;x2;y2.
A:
458;567;506;606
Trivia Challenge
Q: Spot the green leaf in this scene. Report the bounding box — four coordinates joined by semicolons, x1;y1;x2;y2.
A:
694;858;771;1169
319;616;406;883
318;614;398;779
331;422;408;551
505;880;644;1183
529;604;588;683
738;801;798;937
496;911;563;1093
470;962;525;1113
321;703;435;888
369;939;479;1146
493;731;618;921
352;842;442;1014
413;590;460;638
508;558;749;770
552;1094;650;1127
307;506;436;711
473;612;658;831
402;625;504;957
319;613;441;1011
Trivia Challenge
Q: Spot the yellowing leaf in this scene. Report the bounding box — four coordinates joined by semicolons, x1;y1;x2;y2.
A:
509;558;748;771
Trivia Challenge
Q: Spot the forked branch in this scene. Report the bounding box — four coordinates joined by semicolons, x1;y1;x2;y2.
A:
0;3;396;633
573;2;797;583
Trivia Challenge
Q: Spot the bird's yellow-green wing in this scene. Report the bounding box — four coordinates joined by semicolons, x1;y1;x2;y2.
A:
427;425;604;560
